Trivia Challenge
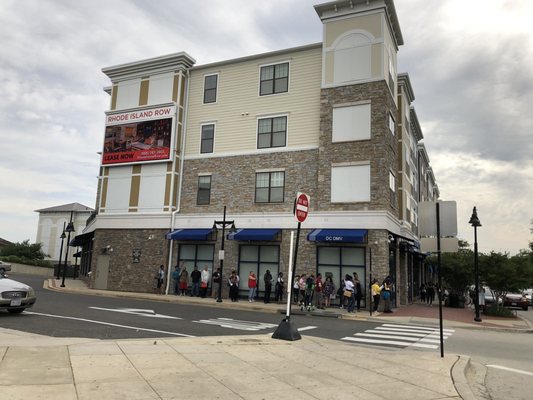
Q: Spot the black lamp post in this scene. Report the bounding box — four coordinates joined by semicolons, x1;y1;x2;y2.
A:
213;206;235;303
469;206;482;322
61;211;75;288
57;222;66;280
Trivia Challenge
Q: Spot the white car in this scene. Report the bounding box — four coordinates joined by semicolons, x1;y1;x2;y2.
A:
0;260;12;274
523;289;533;306
0;274;36;314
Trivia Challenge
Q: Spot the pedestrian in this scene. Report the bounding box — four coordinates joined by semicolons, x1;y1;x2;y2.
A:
212;267;221;299
154;265;165;294
382;276;393;313
248;271;257;302
353;273;362;311
171;263;181;295
228;270;239;301
338;277;346;308
426;282;435;306
190;265;201;297
275;272;284;303
263;269;273;303
298;274;307;306
344;274;356;313
315;273;325;309
371;278;381;312
200;265;210;298
323;276;335;308
420;283;426;303
178;266;188;296
304;274;315;310
293;275;300;304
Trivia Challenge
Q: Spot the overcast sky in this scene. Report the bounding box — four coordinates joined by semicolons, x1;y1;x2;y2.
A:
0;0;531;255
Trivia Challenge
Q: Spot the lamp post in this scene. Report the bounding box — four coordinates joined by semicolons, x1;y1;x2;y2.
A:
469;206;482;322
61;211;75;288
213;206;235;303
56;222;66;280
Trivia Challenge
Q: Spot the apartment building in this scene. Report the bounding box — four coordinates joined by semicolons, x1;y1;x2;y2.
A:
76;0;438;308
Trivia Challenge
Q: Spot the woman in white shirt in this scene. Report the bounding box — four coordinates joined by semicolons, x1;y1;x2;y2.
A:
344;275;356;313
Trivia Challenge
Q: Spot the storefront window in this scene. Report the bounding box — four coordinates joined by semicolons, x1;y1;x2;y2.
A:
178;244;214;284
238;245;279;296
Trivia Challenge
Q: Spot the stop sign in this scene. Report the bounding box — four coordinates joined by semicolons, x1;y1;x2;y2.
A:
294;192;310;223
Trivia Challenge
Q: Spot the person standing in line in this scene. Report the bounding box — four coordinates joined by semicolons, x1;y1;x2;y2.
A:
420;283;427;303
263;269;273;304
154;265;165;295
315;273;325;309
178;266;188;296
344;274;356;313
171;264;181;295
323;276;335;308
298;274;307;306
293;275;300;304
248;271;257;302
382;276;393;313
200;265;210;298
190;265;201;297
304;274;315;309
338;277;346;309
212;267;221;299
275;272;284;303
228;270;239;302
353;273;362;311
371;278;381;312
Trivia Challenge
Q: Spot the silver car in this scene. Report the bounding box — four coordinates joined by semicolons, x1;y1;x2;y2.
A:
0;260;12;274
0;274;36;313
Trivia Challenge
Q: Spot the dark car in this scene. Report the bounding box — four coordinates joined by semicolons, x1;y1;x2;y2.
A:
503;293;528;311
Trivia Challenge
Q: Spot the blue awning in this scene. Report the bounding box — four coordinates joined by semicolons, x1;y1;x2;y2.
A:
307;229;368;243
227;229;280;241
166;229;213;241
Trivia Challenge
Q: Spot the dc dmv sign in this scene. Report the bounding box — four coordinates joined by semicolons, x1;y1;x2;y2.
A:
294;192;310;223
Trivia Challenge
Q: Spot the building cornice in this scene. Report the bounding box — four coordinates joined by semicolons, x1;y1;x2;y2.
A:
410;106;423;142
398;72;415;104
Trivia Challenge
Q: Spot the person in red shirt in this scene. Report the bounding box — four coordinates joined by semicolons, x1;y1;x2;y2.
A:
248;271;257;302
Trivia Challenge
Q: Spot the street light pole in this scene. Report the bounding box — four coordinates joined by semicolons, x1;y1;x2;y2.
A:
469;206;482;322
213;206;235;303
56;222;66;280
61;211;75;288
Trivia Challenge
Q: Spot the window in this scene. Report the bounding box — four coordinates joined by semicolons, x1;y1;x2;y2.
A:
317;246;365;306
333;33;372;84
331;164;370;202
203;74;217;103
260;63;288;96
238;245;279;295
332;104;371;142
200;124;214;154
178;244;214;283
257;116;287;148
389;171;396;192
197;175;211;205
255;171;284;203
389;113;395;135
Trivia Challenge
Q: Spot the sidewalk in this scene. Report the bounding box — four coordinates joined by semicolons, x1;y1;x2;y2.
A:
1;277;529;399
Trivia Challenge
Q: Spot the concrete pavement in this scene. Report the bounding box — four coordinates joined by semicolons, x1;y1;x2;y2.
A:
1;277;531;399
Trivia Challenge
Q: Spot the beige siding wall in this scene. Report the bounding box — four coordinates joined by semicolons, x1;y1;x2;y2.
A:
324;13;382;47
185;47;322;157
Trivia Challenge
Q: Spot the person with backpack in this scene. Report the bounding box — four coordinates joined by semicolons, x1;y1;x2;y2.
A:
275;272;284;303
304;274;315;310
263;269;273;303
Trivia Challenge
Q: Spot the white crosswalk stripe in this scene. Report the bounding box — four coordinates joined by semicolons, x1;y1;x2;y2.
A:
193;318;278;331
341;323;455;349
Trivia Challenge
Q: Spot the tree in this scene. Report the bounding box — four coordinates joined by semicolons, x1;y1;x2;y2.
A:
0;239;48;260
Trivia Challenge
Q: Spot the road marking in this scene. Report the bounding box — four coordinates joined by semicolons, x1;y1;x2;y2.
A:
89;307;182;319
25;311;194;337
341;323;454;350
297;326;318;332
193;318;277;331
487;365;533;377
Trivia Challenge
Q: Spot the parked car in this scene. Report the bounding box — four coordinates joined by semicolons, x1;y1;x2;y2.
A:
0;260;12;274
522;289;532;306
503;293;528;311
0;273;36;313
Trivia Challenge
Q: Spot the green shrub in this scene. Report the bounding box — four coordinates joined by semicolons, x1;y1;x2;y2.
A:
483;305;515;318
0;255;53;268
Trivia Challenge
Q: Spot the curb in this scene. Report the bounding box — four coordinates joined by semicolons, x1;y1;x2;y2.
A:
451;356;478;400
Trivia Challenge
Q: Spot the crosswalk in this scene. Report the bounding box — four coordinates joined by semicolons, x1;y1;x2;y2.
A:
341;323;455;349
193;318;278;331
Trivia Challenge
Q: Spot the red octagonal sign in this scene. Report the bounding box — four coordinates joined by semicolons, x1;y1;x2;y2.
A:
295;192;310;223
